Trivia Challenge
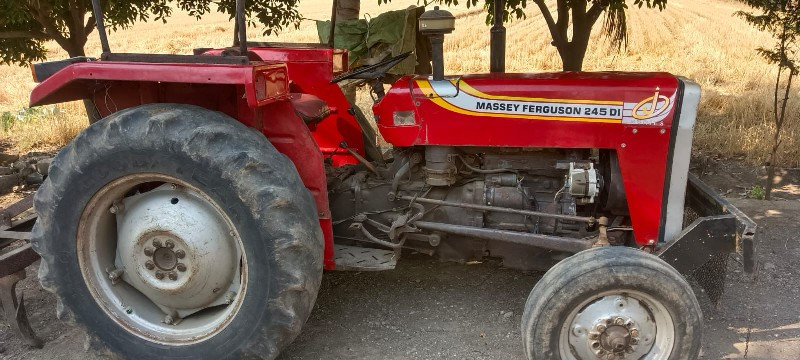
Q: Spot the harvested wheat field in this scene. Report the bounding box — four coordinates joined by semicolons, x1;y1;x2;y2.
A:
0;0;796;166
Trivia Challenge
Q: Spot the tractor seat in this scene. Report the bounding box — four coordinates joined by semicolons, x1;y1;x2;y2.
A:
290;93;330;124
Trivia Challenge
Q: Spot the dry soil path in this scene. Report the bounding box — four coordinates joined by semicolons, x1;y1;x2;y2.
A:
0;199;798;360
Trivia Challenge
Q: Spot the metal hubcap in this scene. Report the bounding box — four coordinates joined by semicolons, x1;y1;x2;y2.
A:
78;174;247;345
561;291;674;360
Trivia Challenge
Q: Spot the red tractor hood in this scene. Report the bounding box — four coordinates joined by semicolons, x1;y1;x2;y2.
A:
373;71;691;248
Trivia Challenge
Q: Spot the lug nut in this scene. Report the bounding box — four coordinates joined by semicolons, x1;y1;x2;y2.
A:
176;263;186;272
168;272;178;281
614;317;625;326
164;314;175;325
108;268;124;284
175;249;185;259
144;247;154;256
145;260;155;270
152;239;162;248
630;329;639;337
631;337;639;345
155;271;164;280
596;324;606;332
165;239;174;249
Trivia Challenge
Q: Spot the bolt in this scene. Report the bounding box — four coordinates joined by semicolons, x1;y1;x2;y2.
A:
145;261;155;270
144;247;154;256
631;337;639;345
153;239;162;248
647;239;656;245
224;291;236;305
596;324;606;332
175;249;185;259
660;128;666;134
169;183;177;190
168;272;177;281
125;307;133;314
625;320;634;329
620;143;627;148
109;205;118;214
155;271;164;280
176;263;187;272
229;230;236;237
632;128;638;134
614;317;625;326
630;329;639;337
164;314;175;325
165;239;174;248
572;325;584;336
108;268;124;284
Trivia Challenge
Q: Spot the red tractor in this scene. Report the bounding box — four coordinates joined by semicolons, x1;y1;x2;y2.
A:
27;0;755;359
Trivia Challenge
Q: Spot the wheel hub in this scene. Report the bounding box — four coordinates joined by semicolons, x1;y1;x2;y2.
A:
114;184;240;314
567;295;657;359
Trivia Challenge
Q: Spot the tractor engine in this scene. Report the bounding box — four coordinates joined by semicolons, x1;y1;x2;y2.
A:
328;146;627;270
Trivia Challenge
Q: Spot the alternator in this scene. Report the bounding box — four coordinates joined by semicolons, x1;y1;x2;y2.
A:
567;162;601;203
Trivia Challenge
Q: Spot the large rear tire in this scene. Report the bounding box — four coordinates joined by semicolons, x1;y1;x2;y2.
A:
32;104;324;359
521;246;702;360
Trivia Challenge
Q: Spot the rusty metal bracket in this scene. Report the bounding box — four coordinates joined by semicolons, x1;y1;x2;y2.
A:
0;270;43;348
0;194;43;347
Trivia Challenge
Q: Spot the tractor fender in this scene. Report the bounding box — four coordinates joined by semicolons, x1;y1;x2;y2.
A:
29;60;289;109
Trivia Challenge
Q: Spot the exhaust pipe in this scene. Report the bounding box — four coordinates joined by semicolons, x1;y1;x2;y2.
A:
490;0;505;73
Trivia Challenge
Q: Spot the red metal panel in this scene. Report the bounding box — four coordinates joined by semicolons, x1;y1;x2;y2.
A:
29;61;289;108
249;48;363;166
374;72;680;246
256;100;335;269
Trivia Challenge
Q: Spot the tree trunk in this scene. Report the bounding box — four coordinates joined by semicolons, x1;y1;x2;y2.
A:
765;69;795;200
64;41;101;124
336;0;360;20
559;45;586;71
335;0;360;105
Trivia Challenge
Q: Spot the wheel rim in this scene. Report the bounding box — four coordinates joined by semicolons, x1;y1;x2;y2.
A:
559;290;675;360
77;173;248;345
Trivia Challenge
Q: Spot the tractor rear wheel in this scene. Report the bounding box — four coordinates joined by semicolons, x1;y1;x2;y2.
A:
32;104;323;359
521;246;702;360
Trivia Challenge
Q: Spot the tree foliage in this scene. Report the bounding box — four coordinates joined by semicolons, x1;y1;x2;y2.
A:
736;0;799;199
381;0;667;70
0;0;301;66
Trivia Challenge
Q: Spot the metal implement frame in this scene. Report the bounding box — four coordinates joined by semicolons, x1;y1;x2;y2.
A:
656;174;757;303
0;194;43;348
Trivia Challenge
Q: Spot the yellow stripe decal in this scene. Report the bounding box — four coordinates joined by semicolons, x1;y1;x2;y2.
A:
416;80;624;124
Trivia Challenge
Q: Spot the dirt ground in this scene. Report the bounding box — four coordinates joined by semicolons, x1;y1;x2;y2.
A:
1;164;799;359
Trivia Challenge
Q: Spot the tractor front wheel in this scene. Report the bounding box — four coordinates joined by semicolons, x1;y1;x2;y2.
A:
521;246;702;360
32;104;323;359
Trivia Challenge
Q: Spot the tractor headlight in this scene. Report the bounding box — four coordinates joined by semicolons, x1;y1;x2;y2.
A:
393;111;416;126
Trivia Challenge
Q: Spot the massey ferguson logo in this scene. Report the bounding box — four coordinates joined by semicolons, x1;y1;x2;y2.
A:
631;90;671;120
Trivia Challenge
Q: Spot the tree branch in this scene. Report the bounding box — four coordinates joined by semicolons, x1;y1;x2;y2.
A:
535;0;567;47
84;15;97;37
26;3;70;47
0;31;50;39
587;0;611;26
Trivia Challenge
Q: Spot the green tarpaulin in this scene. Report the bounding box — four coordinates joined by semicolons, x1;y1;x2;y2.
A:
317;6;427;75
